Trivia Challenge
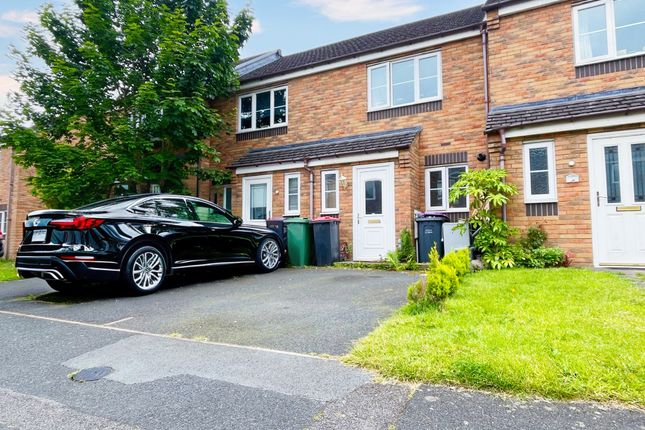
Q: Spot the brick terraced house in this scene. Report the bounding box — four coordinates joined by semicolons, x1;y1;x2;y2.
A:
2;0;644;267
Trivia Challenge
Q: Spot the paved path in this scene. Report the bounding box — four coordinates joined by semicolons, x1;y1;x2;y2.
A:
0;270;642;429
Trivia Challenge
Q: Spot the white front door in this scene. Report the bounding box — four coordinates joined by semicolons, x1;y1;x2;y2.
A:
353;163;395;261
242;175;272;226
589;130;645;267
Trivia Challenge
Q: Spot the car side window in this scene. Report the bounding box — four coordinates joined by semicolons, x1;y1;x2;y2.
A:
156;199;192;220
131;200;159;216
188;200;232;225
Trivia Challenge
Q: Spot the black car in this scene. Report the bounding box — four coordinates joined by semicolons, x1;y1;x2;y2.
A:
16;194;285;294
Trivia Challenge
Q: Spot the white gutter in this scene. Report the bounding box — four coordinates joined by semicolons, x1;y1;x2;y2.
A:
239;30;481;90
496;0;563;17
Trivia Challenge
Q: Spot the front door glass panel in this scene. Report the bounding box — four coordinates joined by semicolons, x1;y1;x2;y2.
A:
250;184;267;220
632;143;645;202
365;180;383;215
604;146;621;203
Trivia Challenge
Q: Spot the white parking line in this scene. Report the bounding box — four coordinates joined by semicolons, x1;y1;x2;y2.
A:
0;310;329;361
103;317;133;326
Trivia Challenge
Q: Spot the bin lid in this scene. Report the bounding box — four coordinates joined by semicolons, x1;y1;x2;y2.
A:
284;217;310;224
416;212;449;222
312;216;340;223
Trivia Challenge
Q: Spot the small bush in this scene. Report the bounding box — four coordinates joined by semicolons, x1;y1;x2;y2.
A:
428;246;441;271
407;280;425;303
426;264;459;302
442;248;471;279
520;226;547;250
398;228;416;264
531;247;565;268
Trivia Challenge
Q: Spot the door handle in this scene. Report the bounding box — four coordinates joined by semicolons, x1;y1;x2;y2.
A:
356;213;360;224
596;191;607;207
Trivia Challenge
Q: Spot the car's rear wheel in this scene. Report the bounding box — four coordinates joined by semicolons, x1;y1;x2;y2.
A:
123;245;166;295
256;237;281;272
46;281;79;294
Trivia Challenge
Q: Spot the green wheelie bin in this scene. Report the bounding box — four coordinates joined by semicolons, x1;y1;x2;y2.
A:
284;218;313;266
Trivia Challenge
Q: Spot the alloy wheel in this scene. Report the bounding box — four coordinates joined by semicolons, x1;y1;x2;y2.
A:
260;239;280;270
132;251;164;291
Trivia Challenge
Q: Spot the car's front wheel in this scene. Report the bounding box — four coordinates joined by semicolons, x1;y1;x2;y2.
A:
123;245;167;295
256;237;281;272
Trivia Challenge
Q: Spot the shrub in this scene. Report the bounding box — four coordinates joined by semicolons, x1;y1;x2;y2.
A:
428;246;441;271
531;247;565;268
398;228;416;263
426;264;459;302
520;225;547;250
384;228;419;271
449;169;518;270
407;280;425;303
442;248;471;279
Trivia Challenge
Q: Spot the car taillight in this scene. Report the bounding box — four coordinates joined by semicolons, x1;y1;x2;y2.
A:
49;216;105;230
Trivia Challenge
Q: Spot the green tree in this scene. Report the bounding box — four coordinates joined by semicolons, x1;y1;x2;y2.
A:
0;0;252;208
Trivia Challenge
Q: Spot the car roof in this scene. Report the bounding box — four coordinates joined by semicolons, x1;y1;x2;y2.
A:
77;194;216;211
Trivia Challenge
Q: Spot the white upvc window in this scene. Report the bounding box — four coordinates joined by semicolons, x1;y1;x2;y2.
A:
573;0;645;65
284;173;300;216
523;140;558;203
321;170;339;214
0;211;6;235
222;185;232;212
238;86;288;132
424;165;468;212
367;52;442;111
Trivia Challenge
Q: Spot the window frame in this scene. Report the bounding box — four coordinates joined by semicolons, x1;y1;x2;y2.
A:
222;185;232;212
573;0;645;65
0;210;6;235
523;140;558;204
321;170;340;214
367;51;442;112
284;173;301;216
424;164;469;212
237;86;288;132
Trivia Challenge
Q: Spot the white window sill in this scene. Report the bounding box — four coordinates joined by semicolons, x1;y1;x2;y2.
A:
284;212;300;217
320;210;339;215
524;198;558;204
368;97;442;113
237;124;288;135
426;207;469;213
575;51;645;67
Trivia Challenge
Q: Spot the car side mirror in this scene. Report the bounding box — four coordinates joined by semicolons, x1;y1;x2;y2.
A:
233;217;243;228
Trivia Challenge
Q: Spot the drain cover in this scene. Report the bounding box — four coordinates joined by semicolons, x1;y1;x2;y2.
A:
71;367;113;382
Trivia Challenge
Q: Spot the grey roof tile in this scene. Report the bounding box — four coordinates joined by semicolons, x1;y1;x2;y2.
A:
239;6;484;83
230;127;422;168
485;86;645;132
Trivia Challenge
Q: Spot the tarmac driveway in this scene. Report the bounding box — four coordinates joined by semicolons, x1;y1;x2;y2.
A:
0;267;412;355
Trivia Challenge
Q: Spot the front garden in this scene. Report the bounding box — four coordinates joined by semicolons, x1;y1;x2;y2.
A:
346;168;644;406
346;267;644;405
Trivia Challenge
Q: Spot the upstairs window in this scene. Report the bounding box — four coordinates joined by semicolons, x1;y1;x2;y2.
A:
368;52;442;111
574;0;645;64
238;87;288;132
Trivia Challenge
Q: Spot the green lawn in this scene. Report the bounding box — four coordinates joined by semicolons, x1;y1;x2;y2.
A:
346;268;645;405
0;260;19;282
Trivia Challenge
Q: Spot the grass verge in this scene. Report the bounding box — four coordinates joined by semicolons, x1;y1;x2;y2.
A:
0;260;19;282
345;268;644;405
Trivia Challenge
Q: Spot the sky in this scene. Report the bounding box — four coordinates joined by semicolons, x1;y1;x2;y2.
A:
0;0;482;108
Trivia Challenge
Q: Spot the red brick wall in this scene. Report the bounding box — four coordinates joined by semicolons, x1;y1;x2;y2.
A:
210;35;489;256
487;1;645;106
